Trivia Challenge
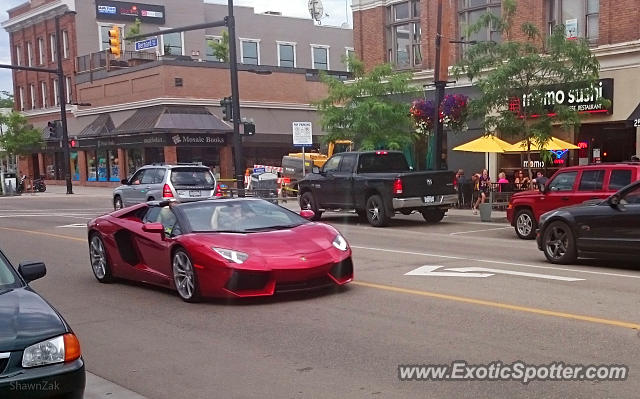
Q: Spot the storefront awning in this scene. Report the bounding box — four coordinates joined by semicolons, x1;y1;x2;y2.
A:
77;114;115;137
115;105;232;135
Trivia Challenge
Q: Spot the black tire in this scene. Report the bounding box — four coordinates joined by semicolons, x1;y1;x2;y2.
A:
299;192;322;220
514;209;537;240
172;249;201;302
421;209;445;223
89;233;114;283
147;196;155;202
542;221;577;264
365;194;390;227
114;195;124;210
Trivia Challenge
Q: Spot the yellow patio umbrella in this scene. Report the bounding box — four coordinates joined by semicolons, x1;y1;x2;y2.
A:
506;136;580;152
452;135;514;177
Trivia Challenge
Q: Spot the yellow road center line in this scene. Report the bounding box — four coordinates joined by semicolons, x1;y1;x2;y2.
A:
352;281;640;330
0;226;86;242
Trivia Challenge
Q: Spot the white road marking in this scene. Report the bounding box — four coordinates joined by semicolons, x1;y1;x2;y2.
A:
446;267;584;281
405;265;493;278
0;214;94;220
351;245;640;280
57;223;88;228
449;226;512;236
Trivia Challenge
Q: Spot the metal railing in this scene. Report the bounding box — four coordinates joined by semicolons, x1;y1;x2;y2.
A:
76;50;157;73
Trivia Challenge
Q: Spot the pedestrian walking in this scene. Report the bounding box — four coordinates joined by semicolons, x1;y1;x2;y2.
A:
472;169;490;215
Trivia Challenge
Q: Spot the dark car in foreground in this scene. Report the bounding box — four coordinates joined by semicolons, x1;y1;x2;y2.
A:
87;198;353;302
0;251;85;399
536;180;640;264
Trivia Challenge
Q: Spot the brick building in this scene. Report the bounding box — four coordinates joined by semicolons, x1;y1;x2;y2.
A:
353;0;640;176
2;0;352;185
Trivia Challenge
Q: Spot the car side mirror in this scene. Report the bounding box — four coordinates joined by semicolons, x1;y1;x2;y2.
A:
608;195;620;207
312;166;320;174
300;210;315;220
143;222;166;237
18;261;46;283
121;179;130;185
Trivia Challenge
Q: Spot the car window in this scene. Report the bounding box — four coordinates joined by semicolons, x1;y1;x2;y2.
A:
339;154;357;173
130;169;145;185
143;207;162;224
154;169;166;184
609;169;632;191
578;170;604;191
141;169;156;185
357;153;410;173
548;171;578;192
157;207;178;235
620;185;640;205
323;156;342;173
0;253;18;288
170;168;215;188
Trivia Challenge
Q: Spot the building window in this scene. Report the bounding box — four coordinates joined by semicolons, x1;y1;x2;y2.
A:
311;45;329;70
547;0;599;43
458;0;502;53
37;38;45;65
65;76;72;103
18;87;24;111
99;24;124;51
14;45;21;66
240;39;260;65
386;1;421;69
41;81;47;108
161;31;183;56
277;42;296;68
63;30;69;59
53;79;59;107
345;47;355;71
205;36;224;61
29;84;35;109
27;42;33;66
49;34;56;62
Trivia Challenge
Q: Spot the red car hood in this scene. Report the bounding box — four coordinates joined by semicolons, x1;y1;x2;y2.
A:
511;189;540;199
193;223;340;257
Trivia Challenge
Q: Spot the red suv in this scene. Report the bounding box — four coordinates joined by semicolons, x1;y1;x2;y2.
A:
507;163;640;239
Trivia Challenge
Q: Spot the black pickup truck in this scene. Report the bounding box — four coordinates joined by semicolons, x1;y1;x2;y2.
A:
297;151;457;227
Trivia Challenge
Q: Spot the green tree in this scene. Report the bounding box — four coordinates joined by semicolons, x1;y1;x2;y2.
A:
208;30;229;62
316;57;415;153
0;111;42;156
0;91;14;108
125;18;142;45
454;0;604;179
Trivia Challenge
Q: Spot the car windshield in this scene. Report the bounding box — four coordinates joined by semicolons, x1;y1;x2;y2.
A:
180;200;308;233
0;252;19;291
170;168;215;187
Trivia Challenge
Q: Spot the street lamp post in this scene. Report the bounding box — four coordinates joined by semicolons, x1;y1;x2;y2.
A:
55;13;73;194
227;0;245;196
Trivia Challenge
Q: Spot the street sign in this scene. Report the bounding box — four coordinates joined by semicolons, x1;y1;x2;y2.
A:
135;37;158;51
405;265;584;281
292;121;313;147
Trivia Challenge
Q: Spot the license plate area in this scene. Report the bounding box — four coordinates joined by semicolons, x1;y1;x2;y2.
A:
189;190;201;197
423;196;435;203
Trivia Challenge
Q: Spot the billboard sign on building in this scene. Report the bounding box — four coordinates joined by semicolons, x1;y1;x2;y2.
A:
95;0;166;25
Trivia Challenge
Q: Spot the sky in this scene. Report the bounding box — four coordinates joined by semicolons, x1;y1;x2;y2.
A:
0;0;352;95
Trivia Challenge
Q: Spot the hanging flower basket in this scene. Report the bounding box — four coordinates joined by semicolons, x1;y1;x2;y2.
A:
409;99;436;136
409;94;469;135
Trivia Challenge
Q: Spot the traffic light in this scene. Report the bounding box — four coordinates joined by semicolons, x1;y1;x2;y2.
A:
243;121;255;136
46;121;56;138
108;26;121;58
220;96;233;121
69;138;77;148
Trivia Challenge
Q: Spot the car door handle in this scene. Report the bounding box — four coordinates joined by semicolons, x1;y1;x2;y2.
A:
146;186;152;189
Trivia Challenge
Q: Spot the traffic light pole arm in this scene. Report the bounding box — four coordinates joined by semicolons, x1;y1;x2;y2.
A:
124;19;228;42
0;64;57;74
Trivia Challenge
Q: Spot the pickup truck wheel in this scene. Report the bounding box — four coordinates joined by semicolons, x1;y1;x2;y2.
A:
515;209;537;240
421;209;445;223
366;195;390;227
300;192;322;220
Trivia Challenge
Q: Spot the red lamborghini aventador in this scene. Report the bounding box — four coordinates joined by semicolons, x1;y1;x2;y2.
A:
87;198;353;302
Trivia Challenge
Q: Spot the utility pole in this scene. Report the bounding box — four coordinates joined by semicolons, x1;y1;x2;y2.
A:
55;14;73;194
432;0;445;171
227;0;245;196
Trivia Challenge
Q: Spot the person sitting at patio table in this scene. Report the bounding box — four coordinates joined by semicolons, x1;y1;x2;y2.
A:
514;170;530;190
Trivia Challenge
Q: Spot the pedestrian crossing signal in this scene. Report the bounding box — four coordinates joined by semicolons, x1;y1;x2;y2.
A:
108;26;121;58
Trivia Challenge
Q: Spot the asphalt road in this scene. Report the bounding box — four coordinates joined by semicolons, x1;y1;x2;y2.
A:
1;188;639;398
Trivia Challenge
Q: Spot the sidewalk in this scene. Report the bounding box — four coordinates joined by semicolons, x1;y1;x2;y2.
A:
85;372;147;399
1;184;114;198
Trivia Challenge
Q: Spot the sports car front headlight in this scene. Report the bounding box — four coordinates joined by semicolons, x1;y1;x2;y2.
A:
22;333;81;368
332;234;348;251
212;247;249;264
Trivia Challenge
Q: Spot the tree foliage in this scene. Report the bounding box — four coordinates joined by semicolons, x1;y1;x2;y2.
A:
208;30;230;62
0;112;42;156
125;18;142;45
454;0;603;177
316;57;415;151
0;91;14;108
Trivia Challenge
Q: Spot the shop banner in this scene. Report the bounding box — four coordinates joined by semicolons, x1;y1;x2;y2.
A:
75;133;228;149
96;0;165;24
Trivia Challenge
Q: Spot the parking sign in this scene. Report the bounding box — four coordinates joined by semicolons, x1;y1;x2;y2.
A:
292;122;313;147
